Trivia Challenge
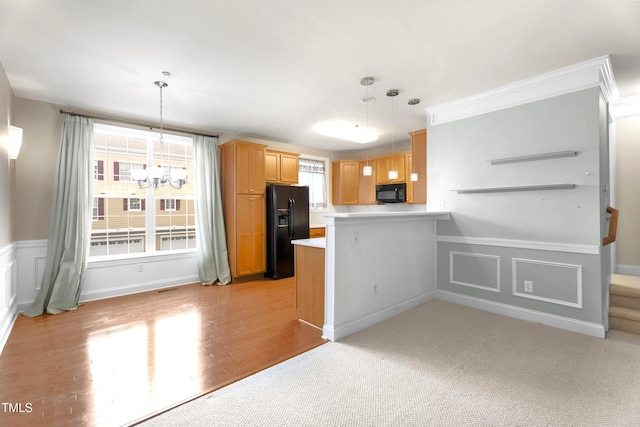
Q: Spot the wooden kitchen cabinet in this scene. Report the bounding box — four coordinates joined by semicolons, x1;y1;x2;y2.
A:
220;140;268;280
376;153;406;184
332;160;359;205
358;159;377;205
408;129;427;204
223;140;267;195
265;150;299;184
295;244;325;329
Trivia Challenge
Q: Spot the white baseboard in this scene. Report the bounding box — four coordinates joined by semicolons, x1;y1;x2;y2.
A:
435;290;605;339
17;274;201;313
323;290;438;341
0;304;18;356
79;274;201;303
616;264;640;277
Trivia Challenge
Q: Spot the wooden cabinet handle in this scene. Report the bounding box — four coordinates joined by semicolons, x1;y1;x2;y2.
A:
603;206;618;246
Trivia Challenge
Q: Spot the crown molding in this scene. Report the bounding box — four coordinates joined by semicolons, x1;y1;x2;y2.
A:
427;56;619;126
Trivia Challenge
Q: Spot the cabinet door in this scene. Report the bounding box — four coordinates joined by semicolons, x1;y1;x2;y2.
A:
332;160;359;205
265;151;279;183
235;195;265;276
279;154;299;184
251;194;266;273
236;143;252;194
249;145;266;194
410;129;427;204
358;159;377;205
376;154;406;184
405;154;413;204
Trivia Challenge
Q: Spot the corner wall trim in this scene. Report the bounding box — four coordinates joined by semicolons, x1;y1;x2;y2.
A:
427;55;618;126
435;290;604;338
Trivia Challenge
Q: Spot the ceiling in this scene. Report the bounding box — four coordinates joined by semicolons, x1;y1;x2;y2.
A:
1;0;639;152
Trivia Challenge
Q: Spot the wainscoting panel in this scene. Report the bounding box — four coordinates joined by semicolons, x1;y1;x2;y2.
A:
16;240;48;309
450;251;500;292
16;239;200;312
0;243;18;355
437;239;601;333
512;258;583;308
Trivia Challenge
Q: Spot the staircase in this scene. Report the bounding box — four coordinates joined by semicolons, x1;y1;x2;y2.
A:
609;274;640;335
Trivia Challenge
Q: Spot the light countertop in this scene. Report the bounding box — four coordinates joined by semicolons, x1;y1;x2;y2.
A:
323;211;450;220
291;237;326;249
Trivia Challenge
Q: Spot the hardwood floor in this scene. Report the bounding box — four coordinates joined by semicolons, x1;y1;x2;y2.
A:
0;277;326;427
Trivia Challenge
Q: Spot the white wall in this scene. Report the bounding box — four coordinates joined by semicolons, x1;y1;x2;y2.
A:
0;62;18;354
614;115;640;275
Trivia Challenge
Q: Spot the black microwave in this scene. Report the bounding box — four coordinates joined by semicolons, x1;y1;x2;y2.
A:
376;183;406;203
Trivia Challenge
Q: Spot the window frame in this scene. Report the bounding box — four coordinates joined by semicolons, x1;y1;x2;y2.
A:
90;123;195;261
298;154;330;212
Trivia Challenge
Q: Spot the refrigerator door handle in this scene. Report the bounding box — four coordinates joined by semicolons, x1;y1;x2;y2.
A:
289;198;296;239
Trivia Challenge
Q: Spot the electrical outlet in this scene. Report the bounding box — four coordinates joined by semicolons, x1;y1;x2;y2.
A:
372;284;379;295
524;280;533;293
138;263;144;272
353;232;360;246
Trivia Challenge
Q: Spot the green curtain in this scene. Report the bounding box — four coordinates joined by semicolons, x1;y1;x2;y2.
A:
193;134;231;285
23;114;94;317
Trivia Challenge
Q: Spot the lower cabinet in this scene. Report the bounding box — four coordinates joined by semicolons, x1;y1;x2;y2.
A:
233;194;266;277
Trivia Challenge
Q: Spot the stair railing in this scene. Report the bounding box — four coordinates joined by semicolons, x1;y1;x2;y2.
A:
603;206;619;246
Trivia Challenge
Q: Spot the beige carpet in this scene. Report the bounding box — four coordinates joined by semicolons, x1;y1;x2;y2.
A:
139;300;640;426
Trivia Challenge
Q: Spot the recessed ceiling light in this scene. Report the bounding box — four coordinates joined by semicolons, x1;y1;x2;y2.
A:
314;121;378;143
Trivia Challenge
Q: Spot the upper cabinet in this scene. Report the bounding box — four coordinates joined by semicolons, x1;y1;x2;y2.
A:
376;153;406;185
265;150;299;184
220;140;267;195
408;129;427;204
332;160;359;205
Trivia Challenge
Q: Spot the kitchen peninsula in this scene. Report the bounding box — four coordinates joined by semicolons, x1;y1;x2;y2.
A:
295;211;449;341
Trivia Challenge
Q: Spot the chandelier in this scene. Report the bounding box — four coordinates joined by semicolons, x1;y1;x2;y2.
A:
131;72;187;190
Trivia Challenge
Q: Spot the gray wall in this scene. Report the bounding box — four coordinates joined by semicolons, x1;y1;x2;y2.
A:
429;88;608;326
0;63;13;248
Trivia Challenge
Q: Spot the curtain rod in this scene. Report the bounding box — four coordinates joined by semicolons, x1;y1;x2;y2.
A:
58;109;219;139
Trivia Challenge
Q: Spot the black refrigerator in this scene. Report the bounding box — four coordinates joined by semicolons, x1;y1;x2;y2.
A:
265;184;310;279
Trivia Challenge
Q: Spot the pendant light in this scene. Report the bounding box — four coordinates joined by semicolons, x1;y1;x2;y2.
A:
361;76;375;177
387;89;399;180
408;98;420;182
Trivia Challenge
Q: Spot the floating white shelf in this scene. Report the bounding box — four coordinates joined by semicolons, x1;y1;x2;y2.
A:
455;183;575;194
489;150;577;165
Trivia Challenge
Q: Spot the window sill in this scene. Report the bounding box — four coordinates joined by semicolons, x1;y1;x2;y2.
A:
88;249;196;268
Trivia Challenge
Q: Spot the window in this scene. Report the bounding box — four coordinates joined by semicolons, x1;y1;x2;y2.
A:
92;197;104;221
115;161;145;182
298;157;328;209
162;198;177;211
127;197;142;212
91;124;195;257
